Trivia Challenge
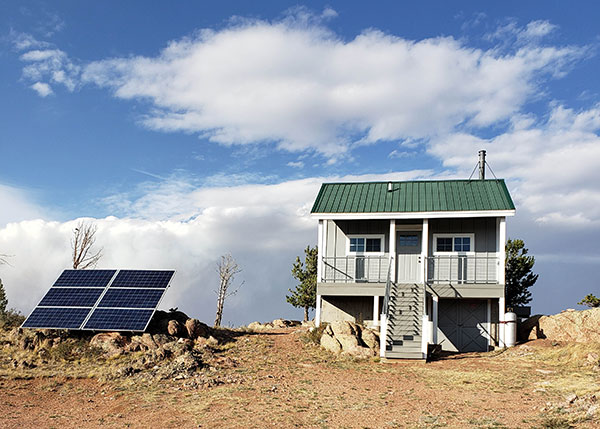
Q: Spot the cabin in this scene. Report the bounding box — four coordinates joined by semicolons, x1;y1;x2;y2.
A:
310;153;515;359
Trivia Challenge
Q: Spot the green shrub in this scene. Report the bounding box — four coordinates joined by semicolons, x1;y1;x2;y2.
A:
0;308;25;329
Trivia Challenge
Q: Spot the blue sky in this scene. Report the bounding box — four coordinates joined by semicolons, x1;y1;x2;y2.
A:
1;1;599;324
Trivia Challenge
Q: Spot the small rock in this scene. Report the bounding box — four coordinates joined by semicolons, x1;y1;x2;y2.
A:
565;393;578;404
206;336;219;347
185;319;210;339
90;332;129;357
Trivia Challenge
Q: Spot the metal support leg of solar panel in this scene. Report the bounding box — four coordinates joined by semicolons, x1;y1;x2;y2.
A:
22;269;175;332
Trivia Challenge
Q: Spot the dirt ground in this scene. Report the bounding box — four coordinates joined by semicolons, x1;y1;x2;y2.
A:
1;328;598;429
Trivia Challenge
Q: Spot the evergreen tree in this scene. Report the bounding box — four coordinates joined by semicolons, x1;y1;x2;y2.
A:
287;246;317;322
505;239;539;308
578;294;600;308
0;278;7;316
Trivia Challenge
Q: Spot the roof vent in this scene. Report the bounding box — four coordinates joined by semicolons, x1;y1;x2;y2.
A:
478;150;486;180
387;182;393;192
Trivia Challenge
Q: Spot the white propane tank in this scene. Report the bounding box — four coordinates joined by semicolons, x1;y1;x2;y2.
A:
505;312;518;347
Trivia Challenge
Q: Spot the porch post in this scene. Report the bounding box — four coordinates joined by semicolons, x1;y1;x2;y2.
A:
317;220;323;282
498;217;506;347
389;219;396;282
422;219;429;283
432;295;439;344
373;296;379;326
315;295;322;327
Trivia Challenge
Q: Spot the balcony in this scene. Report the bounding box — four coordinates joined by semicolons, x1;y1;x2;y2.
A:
426;255;498;284
321;256;390;283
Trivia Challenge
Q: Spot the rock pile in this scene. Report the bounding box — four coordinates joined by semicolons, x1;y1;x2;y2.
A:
247;319;301;331
520;308;600;343
319;321;379;358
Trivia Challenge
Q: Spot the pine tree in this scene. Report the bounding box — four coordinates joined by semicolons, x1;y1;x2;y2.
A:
505;239;539;308
0;278;7;316
578;294;600;308
287;246;317;322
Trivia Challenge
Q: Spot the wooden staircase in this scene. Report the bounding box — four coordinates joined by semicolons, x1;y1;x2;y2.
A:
384;283;425;359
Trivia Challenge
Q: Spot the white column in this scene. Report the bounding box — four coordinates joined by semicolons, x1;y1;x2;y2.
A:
373;296;379;326
317;220;323;282
499;297;506;348
432;295;439;344
315;295;322;327
498;217;506;285
389;219;396;282
498;216;506;348
422;219;429;283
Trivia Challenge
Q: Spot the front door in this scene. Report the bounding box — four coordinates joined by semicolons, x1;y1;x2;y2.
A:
396;232;421;283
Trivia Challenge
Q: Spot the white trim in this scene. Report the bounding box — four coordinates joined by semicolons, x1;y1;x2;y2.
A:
432;295;438;344
432;233;475;255
499;296;506;348
487;298;492;349
379;314;387;358
346;234;385;256
311;209;515;220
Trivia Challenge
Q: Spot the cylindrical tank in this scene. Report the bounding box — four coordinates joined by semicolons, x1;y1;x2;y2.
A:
505;312;518;347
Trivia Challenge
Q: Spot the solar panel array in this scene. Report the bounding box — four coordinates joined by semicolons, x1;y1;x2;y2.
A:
22;269;174;331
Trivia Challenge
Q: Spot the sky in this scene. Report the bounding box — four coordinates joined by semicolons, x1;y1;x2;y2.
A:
1;1;599;325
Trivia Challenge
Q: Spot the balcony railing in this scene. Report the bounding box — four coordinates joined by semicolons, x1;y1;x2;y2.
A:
426;255;498;284
321;256;390;283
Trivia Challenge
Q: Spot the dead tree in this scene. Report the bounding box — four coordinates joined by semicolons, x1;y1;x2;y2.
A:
214;254;243;327
71;221;103;269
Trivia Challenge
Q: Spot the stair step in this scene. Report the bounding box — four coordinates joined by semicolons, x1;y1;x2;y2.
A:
384;350;424;359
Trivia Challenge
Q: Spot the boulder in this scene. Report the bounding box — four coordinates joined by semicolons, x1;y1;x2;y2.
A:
272;319;290;328
360;328;379;351
167;320;184;337
342;346;374;359
90;332;129;357
522;308;600;343
247;321;274;331
320;329;342;353
330;320;359;337
185;318;210;339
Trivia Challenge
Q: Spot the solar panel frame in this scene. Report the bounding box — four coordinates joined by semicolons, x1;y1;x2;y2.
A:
96;288;165;309
109;270;174;289
21;269;175;332
53;269;117;288
82;308;156;331
38;287;105;307
21;307;92;329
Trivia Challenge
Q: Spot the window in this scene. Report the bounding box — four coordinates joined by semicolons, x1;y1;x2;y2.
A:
347;235;384;254
434;234;474;253
399;235;419;247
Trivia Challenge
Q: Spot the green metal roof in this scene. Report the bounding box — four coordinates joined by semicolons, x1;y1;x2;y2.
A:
311;179;515;214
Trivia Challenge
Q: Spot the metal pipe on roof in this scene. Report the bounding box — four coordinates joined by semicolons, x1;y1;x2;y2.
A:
478;150;486;180
388;182;393;192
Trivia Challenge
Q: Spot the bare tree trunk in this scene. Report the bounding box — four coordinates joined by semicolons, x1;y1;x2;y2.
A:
72;221;103;269
303;306;309;323
214;254;243;327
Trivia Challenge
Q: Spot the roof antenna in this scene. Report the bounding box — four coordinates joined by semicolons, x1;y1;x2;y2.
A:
478;150;486;180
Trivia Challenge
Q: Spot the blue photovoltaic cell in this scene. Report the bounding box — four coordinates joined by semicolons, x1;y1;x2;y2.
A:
53;269;116;288
98;288;164;309
83;308;154;331
38;287;104;307
110;270;174;289
21;307;91;329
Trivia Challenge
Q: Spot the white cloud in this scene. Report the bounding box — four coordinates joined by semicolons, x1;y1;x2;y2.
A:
30;81;53;97
287;161;304;168
14;17;583;155
428;104;600;226
0;184;45;227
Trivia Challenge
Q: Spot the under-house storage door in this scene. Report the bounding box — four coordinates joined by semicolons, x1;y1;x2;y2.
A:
396;232;421;283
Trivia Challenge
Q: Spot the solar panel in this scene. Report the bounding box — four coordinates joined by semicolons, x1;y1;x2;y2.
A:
53;269;116;287
83;308;155;331
21;269;174;331
110;270;174;288
21;307;91;329
97;288;164;309
38;287;104;307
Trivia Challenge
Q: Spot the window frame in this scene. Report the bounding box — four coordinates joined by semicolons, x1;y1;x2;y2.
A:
346;234;385;256
432;233;475;255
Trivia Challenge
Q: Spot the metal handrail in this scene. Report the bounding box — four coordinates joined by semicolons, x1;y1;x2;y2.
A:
321;255;389;283
425;255;498;284
382;256;393;317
